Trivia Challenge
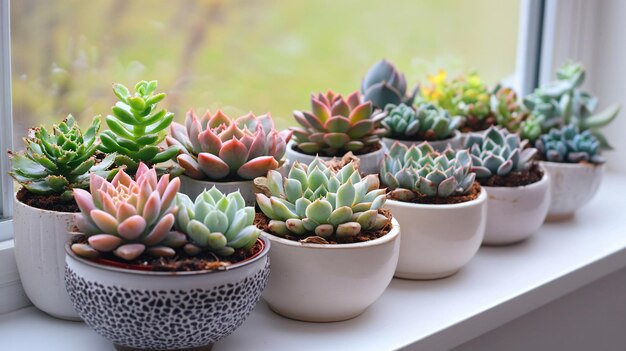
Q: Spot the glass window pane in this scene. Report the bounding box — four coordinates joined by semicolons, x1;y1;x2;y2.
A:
11;0;519;135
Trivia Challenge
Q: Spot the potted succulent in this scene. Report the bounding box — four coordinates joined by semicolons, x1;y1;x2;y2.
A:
65;164;270;351
166;110;291;205
490;85;528;133
254;158;400;322
466;127;550;245
8;115;116;320
360;59;418;110
381;102;463;151
99;80;180;173
380;142;486;279
421;70;495;134
536;125;605;220
288;90;387;174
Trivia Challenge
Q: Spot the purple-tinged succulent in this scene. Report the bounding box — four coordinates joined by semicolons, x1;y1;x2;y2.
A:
361;59;418;110
166;110;292;181
536;124;604;164
71;163;184;261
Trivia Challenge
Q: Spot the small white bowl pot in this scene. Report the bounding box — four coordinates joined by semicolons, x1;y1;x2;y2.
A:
382;130;462;152
179;175;255;205
482;170;551;245
540;161;605;221
384;189;487;280
64;237;270;351
12;195;80;321
284;140;385;175
261;219;400;322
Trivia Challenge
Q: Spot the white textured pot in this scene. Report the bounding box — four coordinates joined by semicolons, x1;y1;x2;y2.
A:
12;196;80;320
65;237;270;351
541;161;605;221
285;140;385;175
382;130;462;152
261;219;400;322
179;175;255;205
482;170;551;245
384;190;487;280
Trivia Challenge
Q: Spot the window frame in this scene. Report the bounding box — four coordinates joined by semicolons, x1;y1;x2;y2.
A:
0;0;13;242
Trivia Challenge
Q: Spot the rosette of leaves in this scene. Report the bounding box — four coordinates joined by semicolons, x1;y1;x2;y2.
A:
380;142;475;201
71;163;184;261
8;115;116;200
99;80;180;172
256;158;389;240
361;59;418;110
490;85;527;132
536;124;604;164
521;62;620;147
464;127;537;179
382;103;462;140
175;187;261;256
291;91;386;156
166;110;292;180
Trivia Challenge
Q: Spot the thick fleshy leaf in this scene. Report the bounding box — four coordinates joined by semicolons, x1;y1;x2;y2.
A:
114;244;145;261
197;128;222;155
144;213;175;245
497;160;514;176
349;102;372;123
347;120;374;138
237;156;279;179
336;222;361;237
117;215;147;240
323;133;350;149
197;153;230;179
142;191;162;225
90;209;119;234
312;98;331;122
325;116;351;133
438;176;459;197
305;199;332;224
219;137;248;171
88;234;122;252
177;154;205;179
73;188;95;215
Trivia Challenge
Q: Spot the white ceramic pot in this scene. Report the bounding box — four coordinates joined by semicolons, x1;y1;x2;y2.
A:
179;175;255;205
261;219;400;322
384;190;487;280
65;237;270;351
382;130;462;152
482;170;551;245
284;140;385;175
12;196;80;320
541;161;605;221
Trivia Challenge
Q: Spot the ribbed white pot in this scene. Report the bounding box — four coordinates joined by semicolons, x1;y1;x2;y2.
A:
482;170;551;245
65;237;270;351
261;219;400;322
179;175;255;205
541;161;604;221
384;190;487;280
285;140;385;175
382;130;462;152
12;196;80;320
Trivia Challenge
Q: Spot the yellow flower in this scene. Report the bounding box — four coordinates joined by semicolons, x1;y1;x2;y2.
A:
428;69;447;85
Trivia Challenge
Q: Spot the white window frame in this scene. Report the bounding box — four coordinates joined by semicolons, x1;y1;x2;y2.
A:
0;0;13;233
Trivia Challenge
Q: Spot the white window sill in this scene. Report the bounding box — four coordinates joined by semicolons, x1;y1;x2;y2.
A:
0;172;625;350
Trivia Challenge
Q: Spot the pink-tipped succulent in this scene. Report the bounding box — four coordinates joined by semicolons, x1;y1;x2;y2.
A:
291;91;386;156
71;163;184;261
166;110;292;181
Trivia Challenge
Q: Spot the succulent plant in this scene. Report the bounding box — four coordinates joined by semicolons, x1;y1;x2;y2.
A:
291;91;386;156
522;62;620;147
361;59;418;110
166;110;292;180
536;124;604;164
490;85;527;132
99;80;180;172
382;103;462;140
422;70;492;120
465;127;537;179
71;163;184;261
175;187;261;257
380;142;475;201
9;115;117;200
256;157;389;239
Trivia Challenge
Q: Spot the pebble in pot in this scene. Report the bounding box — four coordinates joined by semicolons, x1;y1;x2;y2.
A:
381;142;487;279
166;110;292;205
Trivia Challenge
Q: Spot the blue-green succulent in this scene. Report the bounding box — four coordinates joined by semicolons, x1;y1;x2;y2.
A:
536;124;604;164
361;59;418;110
382;103;462;140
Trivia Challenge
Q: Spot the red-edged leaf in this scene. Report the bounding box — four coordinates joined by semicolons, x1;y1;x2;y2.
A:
348;120;375;138
312;97;331;123
323;133;350;149
331;99;350;117
219;137;248;171
293;110;312;129
346;91;361;109
303;111;326;131
177;154;205;179
197;128;222;155
237;156;280;179
349;101;372;123
324;116;351;133
247;127;268;160
208;110;232;129
197;153;230;179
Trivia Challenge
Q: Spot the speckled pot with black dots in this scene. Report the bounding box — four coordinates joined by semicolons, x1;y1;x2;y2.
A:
64;237;270;351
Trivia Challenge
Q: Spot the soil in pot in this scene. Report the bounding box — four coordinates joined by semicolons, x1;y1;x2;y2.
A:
16;187;79;212
478;163;543;187
459;114;495;133
385;181;482;205
254;209;393;245
291;141;382;158
71;235;263;272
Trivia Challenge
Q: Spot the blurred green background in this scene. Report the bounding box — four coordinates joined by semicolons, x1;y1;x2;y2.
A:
11;0;519;139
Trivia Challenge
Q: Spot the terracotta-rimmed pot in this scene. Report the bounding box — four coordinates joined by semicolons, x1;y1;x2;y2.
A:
12;195;80;321
384;189;487;280
261;218;400;322
382;130;462;152
284;140;385;175
540;161;604;221
179;175;255;206
64;237;271;351
482;168;551;245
